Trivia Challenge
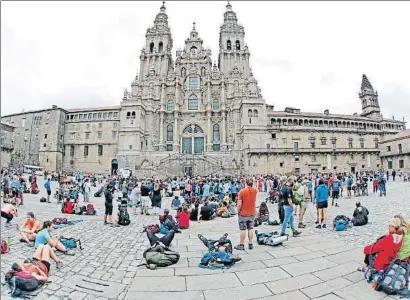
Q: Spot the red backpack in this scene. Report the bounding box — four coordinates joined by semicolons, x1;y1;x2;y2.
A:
86;203;96;215
1;240;9;254
52;217;68;225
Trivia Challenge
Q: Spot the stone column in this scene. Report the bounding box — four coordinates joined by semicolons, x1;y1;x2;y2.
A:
221;81;227;151
159;82;165;151
173;78;180;152
206;78;212;152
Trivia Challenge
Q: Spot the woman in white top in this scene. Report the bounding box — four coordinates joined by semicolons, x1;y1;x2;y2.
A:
129;183;141;215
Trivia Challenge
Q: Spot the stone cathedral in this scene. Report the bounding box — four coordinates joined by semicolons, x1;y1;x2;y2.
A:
2;2;406;176
118;2;267;177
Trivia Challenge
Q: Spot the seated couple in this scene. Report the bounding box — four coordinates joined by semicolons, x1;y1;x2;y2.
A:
358;215;410;273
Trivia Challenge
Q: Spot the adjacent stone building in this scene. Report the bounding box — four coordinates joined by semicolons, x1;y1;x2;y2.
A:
1;123;15;168
1;2;406;176
379;130;410;172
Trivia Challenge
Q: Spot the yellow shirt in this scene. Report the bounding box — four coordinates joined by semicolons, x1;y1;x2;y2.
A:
223;196;231;203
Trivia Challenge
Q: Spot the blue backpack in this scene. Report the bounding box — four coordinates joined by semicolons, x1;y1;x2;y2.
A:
59;237;82;250
333;215;350;231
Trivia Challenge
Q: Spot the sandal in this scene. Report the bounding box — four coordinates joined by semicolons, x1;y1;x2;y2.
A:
357;266;365;272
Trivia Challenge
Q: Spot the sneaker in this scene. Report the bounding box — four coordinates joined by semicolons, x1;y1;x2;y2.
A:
293;231;302;237
234;244;245;251
322;224;327;228
19;238;27;243
56;261;63;269
316;224;322;229
298;223;306;228
145;213;151;216
280;232;286;237
64;250;75;256
248;244;254;250
315;220;319;224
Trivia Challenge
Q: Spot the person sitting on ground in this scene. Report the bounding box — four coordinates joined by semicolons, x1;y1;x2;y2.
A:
351;202;369;226
176;205;190;229
223;192;231;204
1;203;18;226
171;196;181;210
28;243;61;273
200;200;215;221
190;202;201;222
258;201;270;223
358;217;403;272
160;209;181;232
18;212;41;245
217;201;230;217
395;214;410;261
34;221;75;256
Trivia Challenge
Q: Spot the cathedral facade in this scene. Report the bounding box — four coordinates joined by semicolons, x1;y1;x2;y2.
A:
1;2;407;176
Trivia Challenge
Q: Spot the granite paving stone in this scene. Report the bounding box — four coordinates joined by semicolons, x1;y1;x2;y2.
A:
302;277;353;298
129;276;186;292
236;266;291;285
124;291;205;300
203;284;272;300
265;273;323;294
281;257;338;276
186;273;242;290
259;290;310;300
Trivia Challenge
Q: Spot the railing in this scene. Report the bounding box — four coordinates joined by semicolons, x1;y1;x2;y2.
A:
246;147;381;154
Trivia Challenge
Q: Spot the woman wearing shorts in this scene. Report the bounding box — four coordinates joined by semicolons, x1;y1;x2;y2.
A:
104;185;114;225
315;178;329;229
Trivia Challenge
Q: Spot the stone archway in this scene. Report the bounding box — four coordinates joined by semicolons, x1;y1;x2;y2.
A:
111;159;118;175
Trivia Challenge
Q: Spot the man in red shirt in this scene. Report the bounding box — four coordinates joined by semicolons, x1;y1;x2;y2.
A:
235;178;257;250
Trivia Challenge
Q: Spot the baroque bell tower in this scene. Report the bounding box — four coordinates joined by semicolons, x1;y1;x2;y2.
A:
359;74;381;119
218;2;251;77
139;2;174;80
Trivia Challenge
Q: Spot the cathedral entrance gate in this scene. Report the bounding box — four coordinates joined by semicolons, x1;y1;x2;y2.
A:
111;159;118;175
184;166;193;177
181;124;205;154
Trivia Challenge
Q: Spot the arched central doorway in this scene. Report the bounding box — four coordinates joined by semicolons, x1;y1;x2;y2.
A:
111;159;118;175
181;124;204;154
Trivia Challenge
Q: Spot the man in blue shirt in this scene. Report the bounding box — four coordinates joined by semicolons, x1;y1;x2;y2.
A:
44;177;52;203
202;181;210;202
230;182;238;202
10;176;21;203
331;178;341;207
315;179;329;229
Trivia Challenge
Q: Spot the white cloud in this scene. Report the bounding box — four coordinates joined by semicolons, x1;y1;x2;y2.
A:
1;1;410;120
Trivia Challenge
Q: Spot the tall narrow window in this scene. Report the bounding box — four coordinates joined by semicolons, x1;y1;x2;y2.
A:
70;145;75;157
98;145;103;156
359;138;364;149
348;138;353;149
248;109;253;117
188;95;198;110
253;110;258;117
212;99;220;110
294;142;299;153
22;118;26;128
213;124;220;142
150;42;154;53
167;100;174;112
131;111;136;119
84;145;89;157
236;40;240;50
227;40;231;50
126;112;131;119
167;125;173;141
158;42;163;52
188;77;199;89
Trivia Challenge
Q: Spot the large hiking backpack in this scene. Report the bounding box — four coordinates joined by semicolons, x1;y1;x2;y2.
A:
118;205;130;226
59;236;82;250
85;203;96;215
52;217;68;225
333;215;350;231
352;207;369;226
1;239;9;254
142;245;180;269
256;231;288;246
6;271;43;298
376;259;409;295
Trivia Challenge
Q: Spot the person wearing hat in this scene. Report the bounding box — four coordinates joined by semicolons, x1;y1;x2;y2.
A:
280;177;302;237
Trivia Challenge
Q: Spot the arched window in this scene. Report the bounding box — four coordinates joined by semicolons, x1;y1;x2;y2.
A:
188;95;198;110
167;100;174;112
248;109;253;117
253;110;258;117
236;40;240;50
158;42;163;52
126;112;131;119
149;42;154;53
213;124;220;142
131;111;136;119
227;40;231;50
194;125;203;133
212;99;220;110
167;125;173;141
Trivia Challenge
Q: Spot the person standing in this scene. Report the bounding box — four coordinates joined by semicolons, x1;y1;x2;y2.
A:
202;181;210;202
151;181;162;216
392;169;396;181
104;184;114;225
2;172;10;202
280;177;302;237
234;178;258;251
129;183;141;215
315;178;329;229
140;182;151;215
331;177;341;207
83;178;91;202
44;177;52;203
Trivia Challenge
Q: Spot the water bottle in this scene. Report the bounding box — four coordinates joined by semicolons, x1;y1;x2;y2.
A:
7;236;12;245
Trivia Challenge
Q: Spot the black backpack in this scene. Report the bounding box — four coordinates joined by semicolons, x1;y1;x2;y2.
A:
40;197;46;203
118;205;130;226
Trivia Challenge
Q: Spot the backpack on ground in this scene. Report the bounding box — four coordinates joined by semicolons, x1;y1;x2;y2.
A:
52;217;68;225
59;236;82;250
228;203;238;215
375;259;409;295
6;271;44;298
143;224;160;234
118;202;130;226
142;244;180;269
75;206;83;215
199;251;237;269
333;215;350;231
1;239;9;254
40;197;46;203
256;231;288;246
221;211;231;218
85;203;96;215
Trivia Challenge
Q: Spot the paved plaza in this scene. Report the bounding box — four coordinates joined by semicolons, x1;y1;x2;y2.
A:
1;179;409;300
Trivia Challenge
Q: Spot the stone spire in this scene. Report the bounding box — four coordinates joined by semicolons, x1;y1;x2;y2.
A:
361;74;374;91
223;1;238;24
